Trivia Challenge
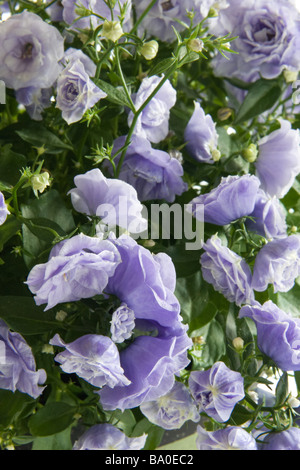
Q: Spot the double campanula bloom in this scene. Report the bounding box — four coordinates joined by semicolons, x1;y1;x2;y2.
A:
200;234;255;306
112;135;187;202
140;381;200;430
68;168;147;233
239;301;300;371
0;192;10;226
56;59;107;124
26;234;121;311
210;0;300;83
98;234;192;410
196;425;258;450
133;0;228;43
0;320;46;398
110;304;135;344
246;188;287;240
184;102;220;163
251;235;300;293
0;11;64;91
73;423;146;450
188;174;261;226
62;0;132;32
49;334;130;388
61;48;97;77
255;120;300;199
128;75;177;144
261;428;300;451
189;362;245;422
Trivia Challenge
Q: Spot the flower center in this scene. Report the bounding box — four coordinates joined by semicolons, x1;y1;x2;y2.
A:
66;81;79;101
161;1;173;11
22;43;34;59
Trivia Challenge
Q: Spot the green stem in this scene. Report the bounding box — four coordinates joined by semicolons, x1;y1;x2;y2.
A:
115;46;136;112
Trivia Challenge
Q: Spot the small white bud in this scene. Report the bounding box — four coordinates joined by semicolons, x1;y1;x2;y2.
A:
42;344;54;355
102;20;123;42
288;396;300;408
31;172;50;194
187;38;204;53
283;70;298;84
140;40;159;60
248;390;259;404
55;310;68;322
242;144;258;163
232;337;244;351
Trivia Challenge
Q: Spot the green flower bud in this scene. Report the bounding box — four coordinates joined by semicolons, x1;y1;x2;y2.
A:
217;107;233;121
140;40;159;60
283;69;298;84
102;20;123;42
242;143;258;163
232;337;244;351
31;172;50;194
187;38;204;53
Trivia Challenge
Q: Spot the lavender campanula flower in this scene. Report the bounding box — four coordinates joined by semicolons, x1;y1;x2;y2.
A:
47;0;64;22
255;120;300;199
61;48;97;77
0;11;64;91
140;381;200;430
184;102;220;164
0;320;46;398
133;0;228;43
110;304;135;343
189;362;245;422
200;234;255;306
239;300;300;371
68;168;147;234
73;423;146;450
62;0;132;32
251;235;300;293
56;60;107;124
99;322;192;411
246;188;287;240
25;234;121;311
50;333;130;388
261;428;300;450
196;425;258;450
111;135;187;202
188;175;261;226
128;75;177;144
0;192;10;225
210;0;300;83
15;87;52;121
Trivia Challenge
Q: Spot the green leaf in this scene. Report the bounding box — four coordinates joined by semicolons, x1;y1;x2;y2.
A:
0;215;22;251
158;432;197;450
15;124;73;154
199;319;226;368
234;78;282;124
94;78;133;109
275;372;289;407
31;425;73;450
0;390;35;428
229;404;254;426
149;58;177;77
0;296;60;335
0;144;27;185
28;402;76;436
275;284;300;317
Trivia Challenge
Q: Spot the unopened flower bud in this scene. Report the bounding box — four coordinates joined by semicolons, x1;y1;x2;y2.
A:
187;38;204;53
288;396;300;408
283;70;298;84
211;149;221;162
232;337;244;351
55;310;68;322
42;344;54;354
140;40;159;60
31;172;50;194
102;20;123;42
248;390;259;404
217;107;233;121
242;144;258;163
291;226;298;233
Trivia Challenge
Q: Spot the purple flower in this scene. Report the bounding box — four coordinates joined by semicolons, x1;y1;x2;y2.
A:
184;102;220;163
140;381;200;430
15;87;52;121
111;135;188;202
99;324;192;411
61;48;97;77
62;0;132;32
261;428;300;450
73;423;146;450
0;11;64;90
128;75;177;143
50;333;130;388
246;188;287;240
239;300;300;371
200;234;255;306
252;235;300;293
189;362;245;422
255;120;300;199
0;192;10;226
68;168;147;233
188;175;261;226
133;0;227;43
56;60;107;124
25;234;121;311
196;425;258;450
0;319;46;398
110;304;135;343
210;0;300;83
47;1;64;22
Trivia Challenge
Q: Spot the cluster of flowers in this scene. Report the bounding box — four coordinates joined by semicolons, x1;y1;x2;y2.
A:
1;0;300;452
